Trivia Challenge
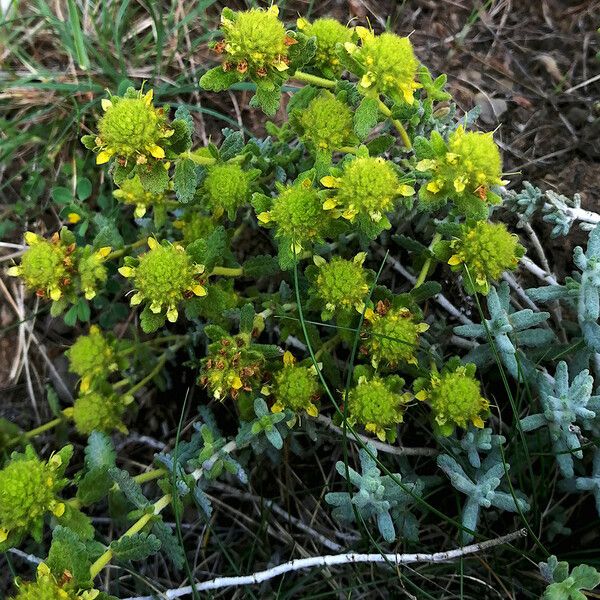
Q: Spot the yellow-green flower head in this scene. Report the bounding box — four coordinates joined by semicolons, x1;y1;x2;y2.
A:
72;389;129;435
296;17;353;77
217;6;289;78
346;28;420;104
66;325;117;393
0;446;71;546
415;361;489;436
202;163;257;219
77;246;110;301
309;253;369;320
174;212;216;245
347;373;411;441
118;238;206;323
271;352;321;417
113;175;170;218
8;232;74;301
297;91;355;152
448;221;525;294
199;334;265;401
416;126;504;211
322;157;413;224
257;179;331;254
9;563;100;600
363;304;429;368
92;88;172;165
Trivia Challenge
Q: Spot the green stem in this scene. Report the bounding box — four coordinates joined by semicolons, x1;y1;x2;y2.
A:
89;493;172;579
338;146;359;155
376;100;412;150
292;70;336;89
414;232;442;288
133;468;166;485
106;237;148;261
315;334;341;360
126;354;169;396
209;266;244;277
7;411;70;448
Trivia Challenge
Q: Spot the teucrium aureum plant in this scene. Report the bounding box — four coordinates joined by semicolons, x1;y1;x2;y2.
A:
3;5;600;597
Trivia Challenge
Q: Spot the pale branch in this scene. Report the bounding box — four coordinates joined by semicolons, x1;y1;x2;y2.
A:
121;529;526;600
316;414;438;457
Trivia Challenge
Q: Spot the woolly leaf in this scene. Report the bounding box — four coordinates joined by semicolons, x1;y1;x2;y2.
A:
152;519;185;569
109;467;152;509
250;85;281;116
140;305;166;334
174;158;198;203
199;66;240;92
46;526;92;587
110;533;162;561
354;96;379;138
243;255;280;278
138;161;169;194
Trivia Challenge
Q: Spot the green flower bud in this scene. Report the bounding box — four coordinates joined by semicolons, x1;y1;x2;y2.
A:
296;17;353;77
416;126;504;213
199;334;265;401
202;163;257;219
322;157;412;229
113;175;170;218
271;352;321;417
296;91;355;152
9;563;100;600
363;305;429;368
72;389;129;436
257;179;332;254
0;446;71;546
77;246;110;301
347;373;411;441
118;238;206;323
308;253;370;320
91;88;172;165
66;326;118;393
447;221;525;294
347;28;420;104
415;361;489;436
8;232;73;301
218;6;289;78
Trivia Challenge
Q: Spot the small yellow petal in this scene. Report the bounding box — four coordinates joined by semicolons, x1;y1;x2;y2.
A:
96;150;113;164
320;176;340;188
24;231;38;245
143;89;154;105
101;98;113;111
84;289;96;300
416;159;436;172
296;17;308;29
306;403;318;418
271;402;284;414
118;266;135;277
97;246;111;258
426;180;442;193
52;502;65;517
273;60;289;72
7;266;20;276
166;306;178;322
453;179;466;193
448;255;462;266
67;212;81;224
472;416;485;428
398;185;415;197
283;351;295;366
231;376;243;390
192;284;207;297
134;205;147;218
49;287;62;301
344;42;358;54
149;144;165;159
322;198;338;210
415;390;428;401
268;4;279;16
313;255;326;267
130;292;143;306
147;237;158;250
150;301;162;314
0;528;7;543
257;211;271;224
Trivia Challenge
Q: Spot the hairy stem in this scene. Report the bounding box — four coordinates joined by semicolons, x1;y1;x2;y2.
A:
106;237;148;261
209;265;244;277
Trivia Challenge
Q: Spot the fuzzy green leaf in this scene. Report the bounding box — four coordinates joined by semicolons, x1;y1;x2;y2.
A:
200;66;241;92
140;305;166;334
174;158;198;204
354;97;379;139
110;533;162;562
137;161;169;194
56;504;95;540
243;255;280;278
46;526;92;587
250;85;282;116
151;519;185;569
109;467;152;509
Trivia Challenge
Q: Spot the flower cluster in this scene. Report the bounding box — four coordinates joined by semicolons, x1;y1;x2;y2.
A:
307;253;370;320
118;238;206;322
0;446;71;547
363;303;429;369
256;178;332;257
8;230;110;304
296;17;353;77
113;174;171;218
321;156;413;235
415;360;489;436
213;6;290;80
445;221;525;294
270;352;321;417
83;88;173;166
66;326;119;392
70;387;131;436
416;126;504;217
9;563;101;600
347;369;412;441
199;334;265;401
201;162;259;219
294;91;356;154
345;28;420;104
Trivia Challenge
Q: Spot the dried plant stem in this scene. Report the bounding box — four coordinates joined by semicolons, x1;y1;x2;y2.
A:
121;529;527;600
